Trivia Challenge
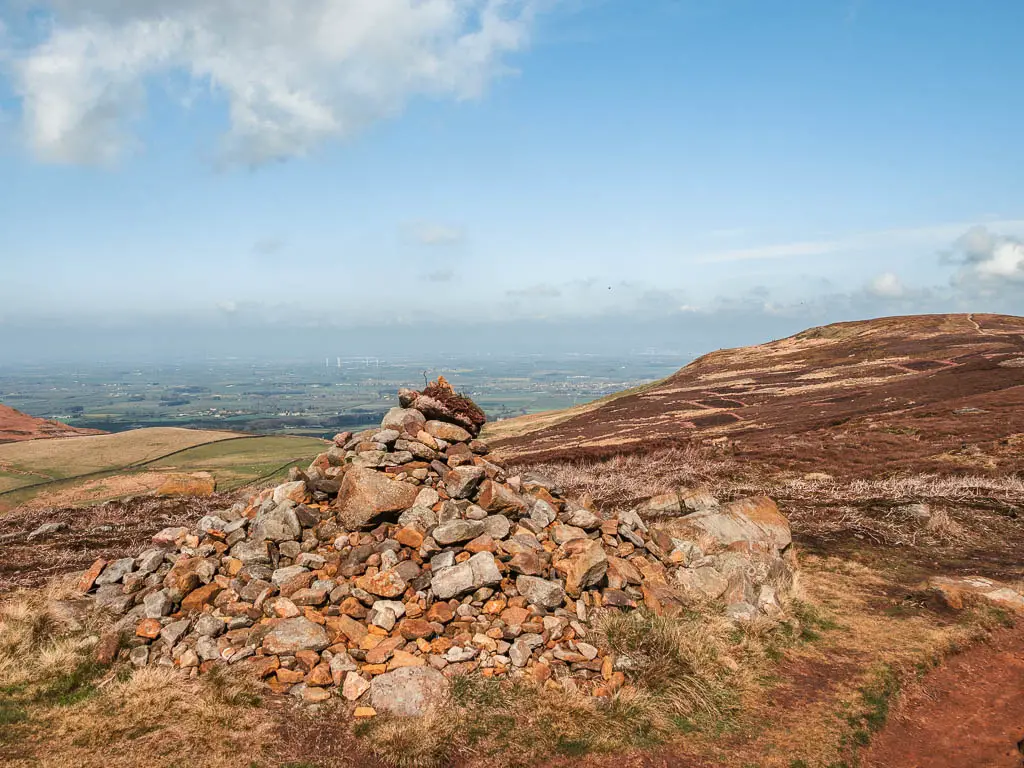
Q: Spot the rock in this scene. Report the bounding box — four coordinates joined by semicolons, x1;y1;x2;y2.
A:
925;575;1024;613
129;646;149;667
152;527;190;547
160;619;191;648
424;420;472;443
155;472;216;497
252;505;301;542
163;557;216;601
95;557;135;585
78;559;107;593
343;672;371;701
369;667;449;717
381;407;427;435
725;602;759;621
468;552;502;589
481;515;511;540
355;570;408;599
566;509;601;530
516;576;565;609
445;466;486;499
262;617;330;654
431;563;475;599
654;497;791;553
561;539;608;597
675;567;729;601
433;519;485;545
334;468;420;528
27;521;67;541
143;590;173;618
477;480;528;515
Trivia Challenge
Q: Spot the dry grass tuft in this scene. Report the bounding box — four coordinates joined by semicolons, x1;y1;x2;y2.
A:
359;707;460;768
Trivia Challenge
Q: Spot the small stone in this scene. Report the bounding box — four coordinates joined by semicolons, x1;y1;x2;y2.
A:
343;672;371;701
516;575;565;609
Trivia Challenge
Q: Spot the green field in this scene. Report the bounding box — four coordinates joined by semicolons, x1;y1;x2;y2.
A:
0;429;327;511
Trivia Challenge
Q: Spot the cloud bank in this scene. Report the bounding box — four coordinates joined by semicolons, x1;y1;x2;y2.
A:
9;0;538;165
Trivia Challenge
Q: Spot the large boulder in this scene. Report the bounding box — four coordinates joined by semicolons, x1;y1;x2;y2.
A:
652;496;791;553
369;666;449;717
334;468;420;528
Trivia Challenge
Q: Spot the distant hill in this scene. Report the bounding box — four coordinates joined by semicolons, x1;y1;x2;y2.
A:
0;404;106;444
490;313;1024;477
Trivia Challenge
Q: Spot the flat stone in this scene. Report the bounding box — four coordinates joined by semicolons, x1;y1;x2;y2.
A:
369;667;449;717
516;576;565;609
262;617;330;654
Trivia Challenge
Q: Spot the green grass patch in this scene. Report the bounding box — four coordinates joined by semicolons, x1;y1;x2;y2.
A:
36;660;105;707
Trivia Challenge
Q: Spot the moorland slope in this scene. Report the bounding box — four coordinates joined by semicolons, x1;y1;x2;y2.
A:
0;403;105;444
491;313;1024;477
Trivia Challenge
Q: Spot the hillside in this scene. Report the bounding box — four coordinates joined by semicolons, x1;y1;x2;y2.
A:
491;313;1024;476
0;427;328;510
0;404;105;444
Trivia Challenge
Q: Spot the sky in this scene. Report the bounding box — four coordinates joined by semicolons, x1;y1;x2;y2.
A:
1;0;1023;362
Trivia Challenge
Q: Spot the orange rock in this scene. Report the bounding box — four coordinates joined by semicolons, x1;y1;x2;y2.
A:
387;650;425;670
78;559;106;593
532;662;552;683
353;707;377;718
500;606;530;627
398;618;436;640
295;650;320;672
136;618;162;639
306;662;333;687
464;535;496;554
180;582;222;614
395;526;425;549
361;664;388;676
248;655;280;678
482;598;507;615
426;602;454;624
277;668;305;684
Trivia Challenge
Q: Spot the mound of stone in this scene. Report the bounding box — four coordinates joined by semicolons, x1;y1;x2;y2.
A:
76;380;797;710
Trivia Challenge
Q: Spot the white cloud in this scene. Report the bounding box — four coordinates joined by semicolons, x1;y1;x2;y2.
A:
698;218;1024;264
949;226;1024;287
867;271;905;298
10;1;538;165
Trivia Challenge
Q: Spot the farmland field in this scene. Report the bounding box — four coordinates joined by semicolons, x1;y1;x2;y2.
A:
0;429;327;511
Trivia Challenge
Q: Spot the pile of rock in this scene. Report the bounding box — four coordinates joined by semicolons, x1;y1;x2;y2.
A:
77;378;796;711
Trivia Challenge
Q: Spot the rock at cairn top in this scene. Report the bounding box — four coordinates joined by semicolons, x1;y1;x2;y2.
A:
398;376;486;438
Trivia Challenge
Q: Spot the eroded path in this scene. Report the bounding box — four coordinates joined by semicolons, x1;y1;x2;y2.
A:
863;626;1024;768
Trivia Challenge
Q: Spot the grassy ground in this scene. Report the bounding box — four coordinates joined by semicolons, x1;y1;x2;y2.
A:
0;428;240;480
0;431;327;511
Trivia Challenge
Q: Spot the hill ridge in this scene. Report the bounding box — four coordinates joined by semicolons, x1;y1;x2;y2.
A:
0;403;106;444
491;312;1024;477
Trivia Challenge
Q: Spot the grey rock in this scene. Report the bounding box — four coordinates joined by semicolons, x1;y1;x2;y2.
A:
271;565;309;586
431;563;475;600
196;636;221;662
445;466;486;499
369;666;449;717
516;576;566;610
481;515;511;540
129;646;150;667
143;590;173;618
433;519;484;546
27;522;67;541
136;549;166;575
95;557;135;585
529;500;557;528
195;613;225;637
160;619;191;648
468;552;502;589
261;617;330;654
230;540;272;565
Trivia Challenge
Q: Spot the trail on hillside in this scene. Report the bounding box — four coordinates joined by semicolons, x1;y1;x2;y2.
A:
863;626;1024;768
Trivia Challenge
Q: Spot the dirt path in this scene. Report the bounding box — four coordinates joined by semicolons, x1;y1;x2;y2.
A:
863;626;1024;768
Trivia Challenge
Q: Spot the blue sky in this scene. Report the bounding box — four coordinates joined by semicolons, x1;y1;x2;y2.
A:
1;0;1023;360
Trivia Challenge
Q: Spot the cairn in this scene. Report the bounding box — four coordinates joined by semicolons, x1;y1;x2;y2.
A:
77;378;796;713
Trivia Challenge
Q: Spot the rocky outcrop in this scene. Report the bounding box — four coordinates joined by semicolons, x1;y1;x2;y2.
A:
75;380;796;709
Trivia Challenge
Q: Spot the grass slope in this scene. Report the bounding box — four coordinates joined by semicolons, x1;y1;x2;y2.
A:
0;429;327;511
